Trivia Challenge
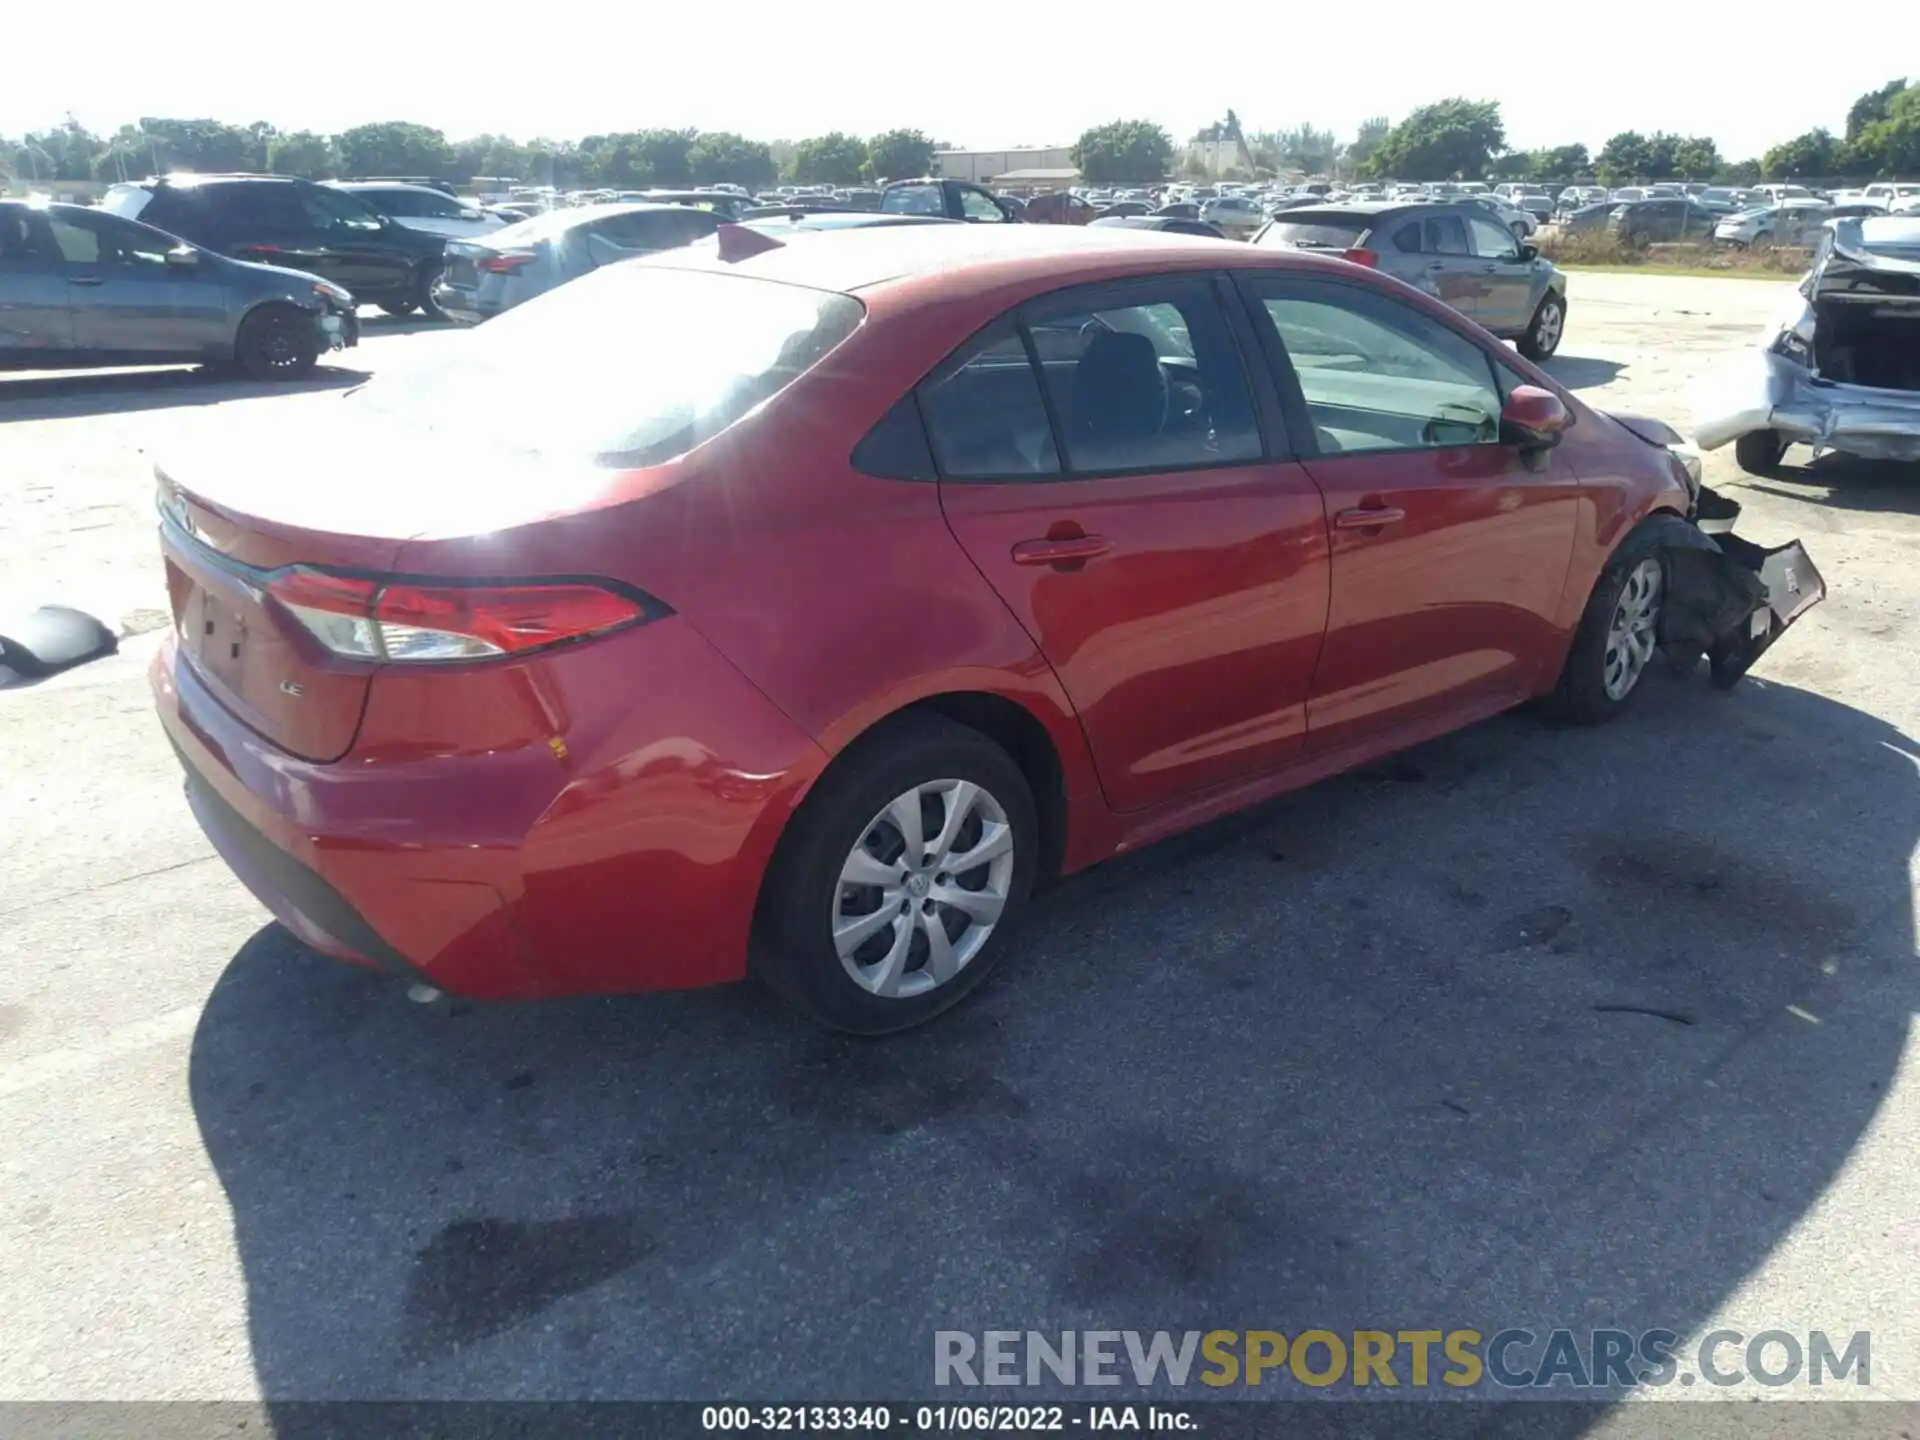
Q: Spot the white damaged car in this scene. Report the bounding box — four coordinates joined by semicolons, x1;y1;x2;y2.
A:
1694;215;1920;472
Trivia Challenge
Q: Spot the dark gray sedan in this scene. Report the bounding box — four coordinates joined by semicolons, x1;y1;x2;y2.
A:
0;200;358;379
433;203;723;324
1252;200;1568;359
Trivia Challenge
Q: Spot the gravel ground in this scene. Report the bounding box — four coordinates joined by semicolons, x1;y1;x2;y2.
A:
1;278;1916;1411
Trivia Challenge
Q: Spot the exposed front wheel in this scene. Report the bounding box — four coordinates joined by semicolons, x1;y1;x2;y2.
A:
1734;429;1788;476
377;299;418;317
1518;292;1566;361
756;716;1038;1034
234;305;319;380
1544;549;1666;724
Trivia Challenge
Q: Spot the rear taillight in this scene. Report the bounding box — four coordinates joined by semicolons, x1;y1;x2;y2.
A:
475;251;538;274
1340;247;1379;268
267;568;648;663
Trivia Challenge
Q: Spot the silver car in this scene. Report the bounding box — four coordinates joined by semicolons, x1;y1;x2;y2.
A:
1694;215;1920;470
1252;200;1569;359
433;203;722;324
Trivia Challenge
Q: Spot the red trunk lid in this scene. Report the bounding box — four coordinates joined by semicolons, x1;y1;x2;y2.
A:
155;405;617;763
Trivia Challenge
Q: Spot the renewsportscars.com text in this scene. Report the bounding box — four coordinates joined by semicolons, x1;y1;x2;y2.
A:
934;1328;1870;1390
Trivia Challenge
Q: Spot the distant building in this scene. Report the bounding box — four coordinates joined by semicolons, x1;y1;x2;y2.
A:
934;147;1074;183
990;167;1081;194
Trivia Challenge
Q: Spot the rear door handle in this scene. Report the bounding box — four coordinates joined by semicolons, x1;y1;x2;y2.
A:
68;274;104;286
1334;506;1407;530
1011;534;1112;567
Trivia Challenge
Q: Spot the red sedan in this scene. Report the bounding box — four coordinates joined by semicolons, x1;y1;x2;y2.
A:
150;224;1820;1032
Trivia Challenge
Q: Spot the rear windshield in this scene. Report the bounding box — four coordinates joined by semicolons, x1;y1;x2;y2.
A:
1257;217;1367;250
351;265;864;467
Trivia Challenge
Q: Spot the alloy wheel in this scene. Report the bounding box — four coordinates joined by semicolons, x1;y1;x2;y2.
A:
832;779;1015;999
1603;558;1664;701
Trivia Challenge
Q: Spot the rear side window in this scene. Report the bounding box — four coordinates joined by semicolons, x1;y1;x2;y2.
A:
1257;218;1366;250
1022;280;1261;474
351;266;865;468
1423;214;1469;254
1389;223;1423;254
918;329;1061;479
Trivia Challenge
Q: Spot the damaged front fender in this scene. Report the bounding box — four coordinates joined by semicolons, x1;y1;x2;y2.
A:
1636;496;1826;688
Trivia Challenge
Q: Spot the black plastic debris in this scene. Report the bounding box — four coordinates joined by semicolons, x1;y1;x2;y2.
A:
0;605;119;680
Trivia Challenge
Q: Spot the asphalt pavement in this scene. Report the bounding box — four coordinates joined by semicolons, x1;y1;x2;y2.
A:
2;280;1916;1412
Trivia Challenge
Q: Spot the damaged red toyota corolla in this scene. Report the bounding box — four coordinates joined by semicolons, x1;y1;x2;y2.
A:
149;224;1825;1033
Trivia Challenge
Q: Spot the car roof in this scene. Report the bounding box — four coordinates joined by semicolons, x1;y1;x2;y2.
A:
647;219;1347;297
333;180;448;194
1264;200;1422;219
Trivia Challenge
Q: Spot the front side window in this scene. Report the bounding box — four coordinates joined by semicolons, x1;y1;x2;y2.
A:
917;329;1061;479
1467;216;1519;260
46;216;101;265
1023;280;1261;474
1251;278;1501;455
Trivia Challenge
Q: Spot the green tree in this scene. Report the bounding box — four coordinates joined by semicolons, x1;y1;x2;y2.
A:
1488;151;1532;180
1344;115;1391;172
1594;130;1651;185
690;131;777;188
862;128;935;184
1670;136;1721;181
15;117;104;181
335;122;455;179
130;117;260;173
1274;123;1339;176
787;132;868;186
1847;85;1920;176
450;134;532;184
1071;119;1175;184
1846;78;1909;142
1762;127;1838;180
267;131;338;179
1717;157;1763;185
577;129;696;188
1528;143;1591;180
1367;99;1504;180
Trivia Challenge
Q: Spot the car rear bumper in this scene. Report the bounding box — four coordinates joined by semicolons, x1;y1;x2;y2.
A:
151;618;831;1001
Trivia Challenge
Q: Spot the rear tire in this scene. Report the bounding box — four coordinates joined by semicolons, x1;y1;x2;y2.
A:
1518;291;1566;361
377;299;418;317
1734;429;1788;475
234;305;319;381
755;715;1038;1035
1543;538;1667;725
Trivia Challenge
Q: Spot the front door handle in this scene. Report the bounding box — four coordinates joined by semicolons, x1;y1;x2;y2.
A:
68;273;104;286
1011;534;1112;568
1334;506;1407;530
1479;264;1499;273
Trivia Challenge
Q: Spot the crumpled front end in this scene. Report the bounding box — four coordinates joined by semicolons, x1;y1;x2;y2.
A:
1641;495;1827;688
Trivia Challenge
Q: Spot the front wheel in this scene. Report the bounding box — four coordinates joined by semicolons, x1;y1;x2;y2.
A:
1518;291;1566;361
234;305;319;380
1544;548;1666;724
756;716;1038;1034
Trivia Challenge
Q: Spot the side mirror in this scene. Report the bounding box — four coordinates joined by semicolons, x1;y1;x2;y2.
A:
1500;384;1570;450
459;208;484;221
165;245;200;267
1518;243;1538;262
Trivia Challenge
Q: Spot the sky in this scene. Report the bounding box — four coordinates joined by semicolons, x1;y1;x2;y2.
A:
6;0;1909;163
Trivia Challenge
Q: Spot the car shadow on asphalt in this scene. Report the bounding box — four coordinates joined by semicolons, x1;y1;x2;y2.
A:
1733;452;1920;516
355;313;455;338
190;673;1917;1421
0;364;369;423
1540;355;1629;390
